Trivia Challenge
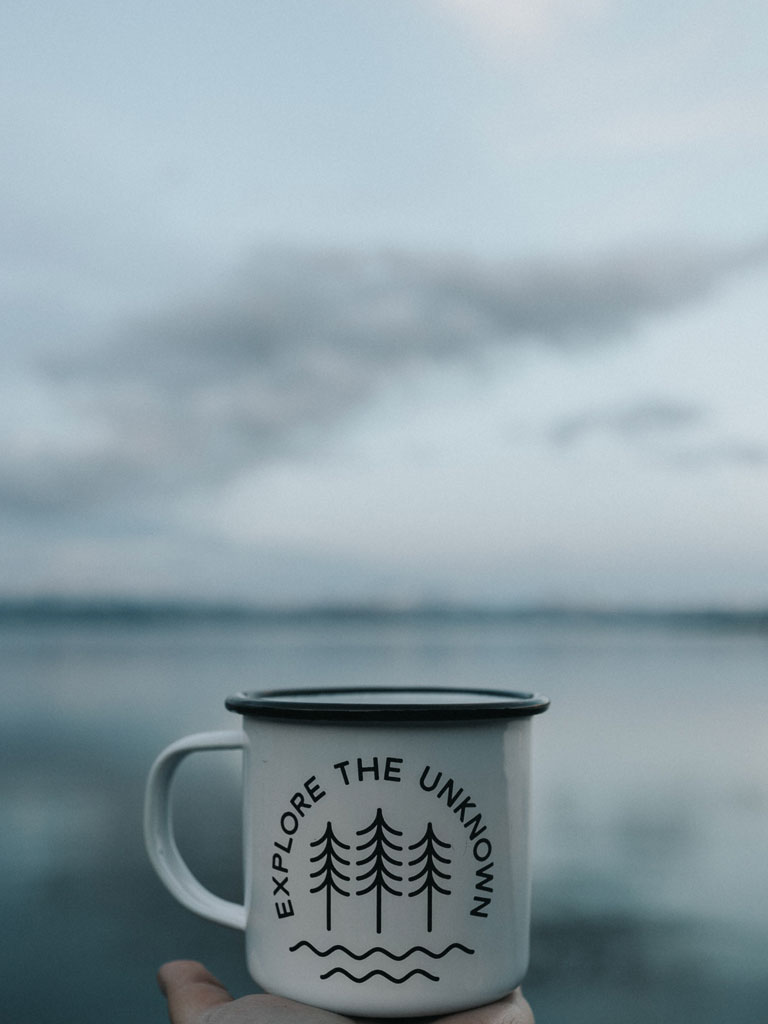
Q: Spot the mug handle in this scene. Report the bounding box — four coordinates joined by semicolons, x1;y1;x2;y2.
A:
143;730;247;930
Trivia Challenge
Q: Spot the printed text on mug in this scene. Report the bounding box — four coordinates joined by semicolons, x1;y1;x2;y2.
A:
270;756;495;927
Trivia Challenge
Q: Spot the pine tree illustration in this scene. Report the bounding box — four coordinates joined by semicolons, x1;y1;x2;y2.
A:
309;822;351;931
408;822;451;932
356;808;403;934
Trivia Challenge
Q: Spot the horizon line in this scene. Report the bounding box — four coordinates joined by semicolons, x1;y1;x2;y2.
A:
0;595;766;625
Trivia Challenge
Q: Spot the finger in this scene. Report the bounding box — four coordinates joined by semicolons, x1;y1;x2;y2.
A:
436;988;535;1024
158;960;234;1024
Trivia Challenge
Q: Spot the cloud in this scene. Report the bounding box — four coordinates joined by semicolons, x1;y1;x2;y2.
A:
431;0;607;42
670;440;768;469
550;399;705;446
6;236;768;518
549;399;768;470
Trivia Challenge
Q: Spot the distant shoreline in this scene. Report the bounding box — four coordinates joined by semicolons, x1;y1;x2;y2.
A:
0;597;766;631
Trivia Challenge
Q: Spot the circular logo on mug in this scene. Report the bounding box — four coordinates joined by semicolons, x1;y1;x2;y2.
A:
268;754;499;986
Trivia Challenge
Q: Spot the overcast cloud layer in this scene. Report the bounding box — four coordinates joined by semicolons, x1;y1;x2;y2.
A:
3;0;768;603
8;235;761;522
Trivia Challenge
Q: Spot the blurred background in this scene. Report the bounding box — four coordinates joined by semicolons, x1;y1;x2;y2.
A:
2;1;767;1021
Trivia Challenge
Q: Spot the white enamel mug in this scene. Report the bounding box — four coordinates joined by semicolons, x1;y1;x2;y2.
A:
144;687;549;1018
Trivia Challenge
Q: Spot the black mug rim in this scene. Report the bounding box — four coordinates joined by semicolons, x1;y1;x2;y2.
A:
225;686;550;722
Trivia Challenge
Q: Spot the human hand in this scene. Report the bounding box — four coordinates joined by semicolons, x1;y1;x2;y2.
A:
158;961;535;1024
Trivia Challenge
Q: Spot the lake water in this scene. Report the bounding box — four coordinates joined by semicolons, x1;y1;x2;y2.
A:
2;608;767;1023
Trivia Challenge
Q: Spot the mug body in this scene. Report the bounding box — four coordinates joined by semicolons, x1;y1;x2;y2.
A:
232;689;543;1017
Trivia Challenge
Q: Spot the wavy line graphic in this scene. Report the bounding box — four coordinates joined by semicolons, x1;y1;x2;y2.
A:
319;967;439;984
289;942;474;961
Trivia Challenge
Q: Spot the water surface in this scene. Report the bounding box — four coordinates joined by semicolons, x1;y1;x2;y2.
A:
3;607;767;1023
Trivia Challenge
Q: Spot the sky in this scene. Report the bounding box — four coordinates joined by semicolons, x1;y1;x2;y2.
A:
2;0;768;606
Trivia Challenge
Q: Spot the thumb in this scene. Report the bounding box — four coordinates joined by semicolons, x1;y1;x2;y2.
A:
158;960;234;1024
